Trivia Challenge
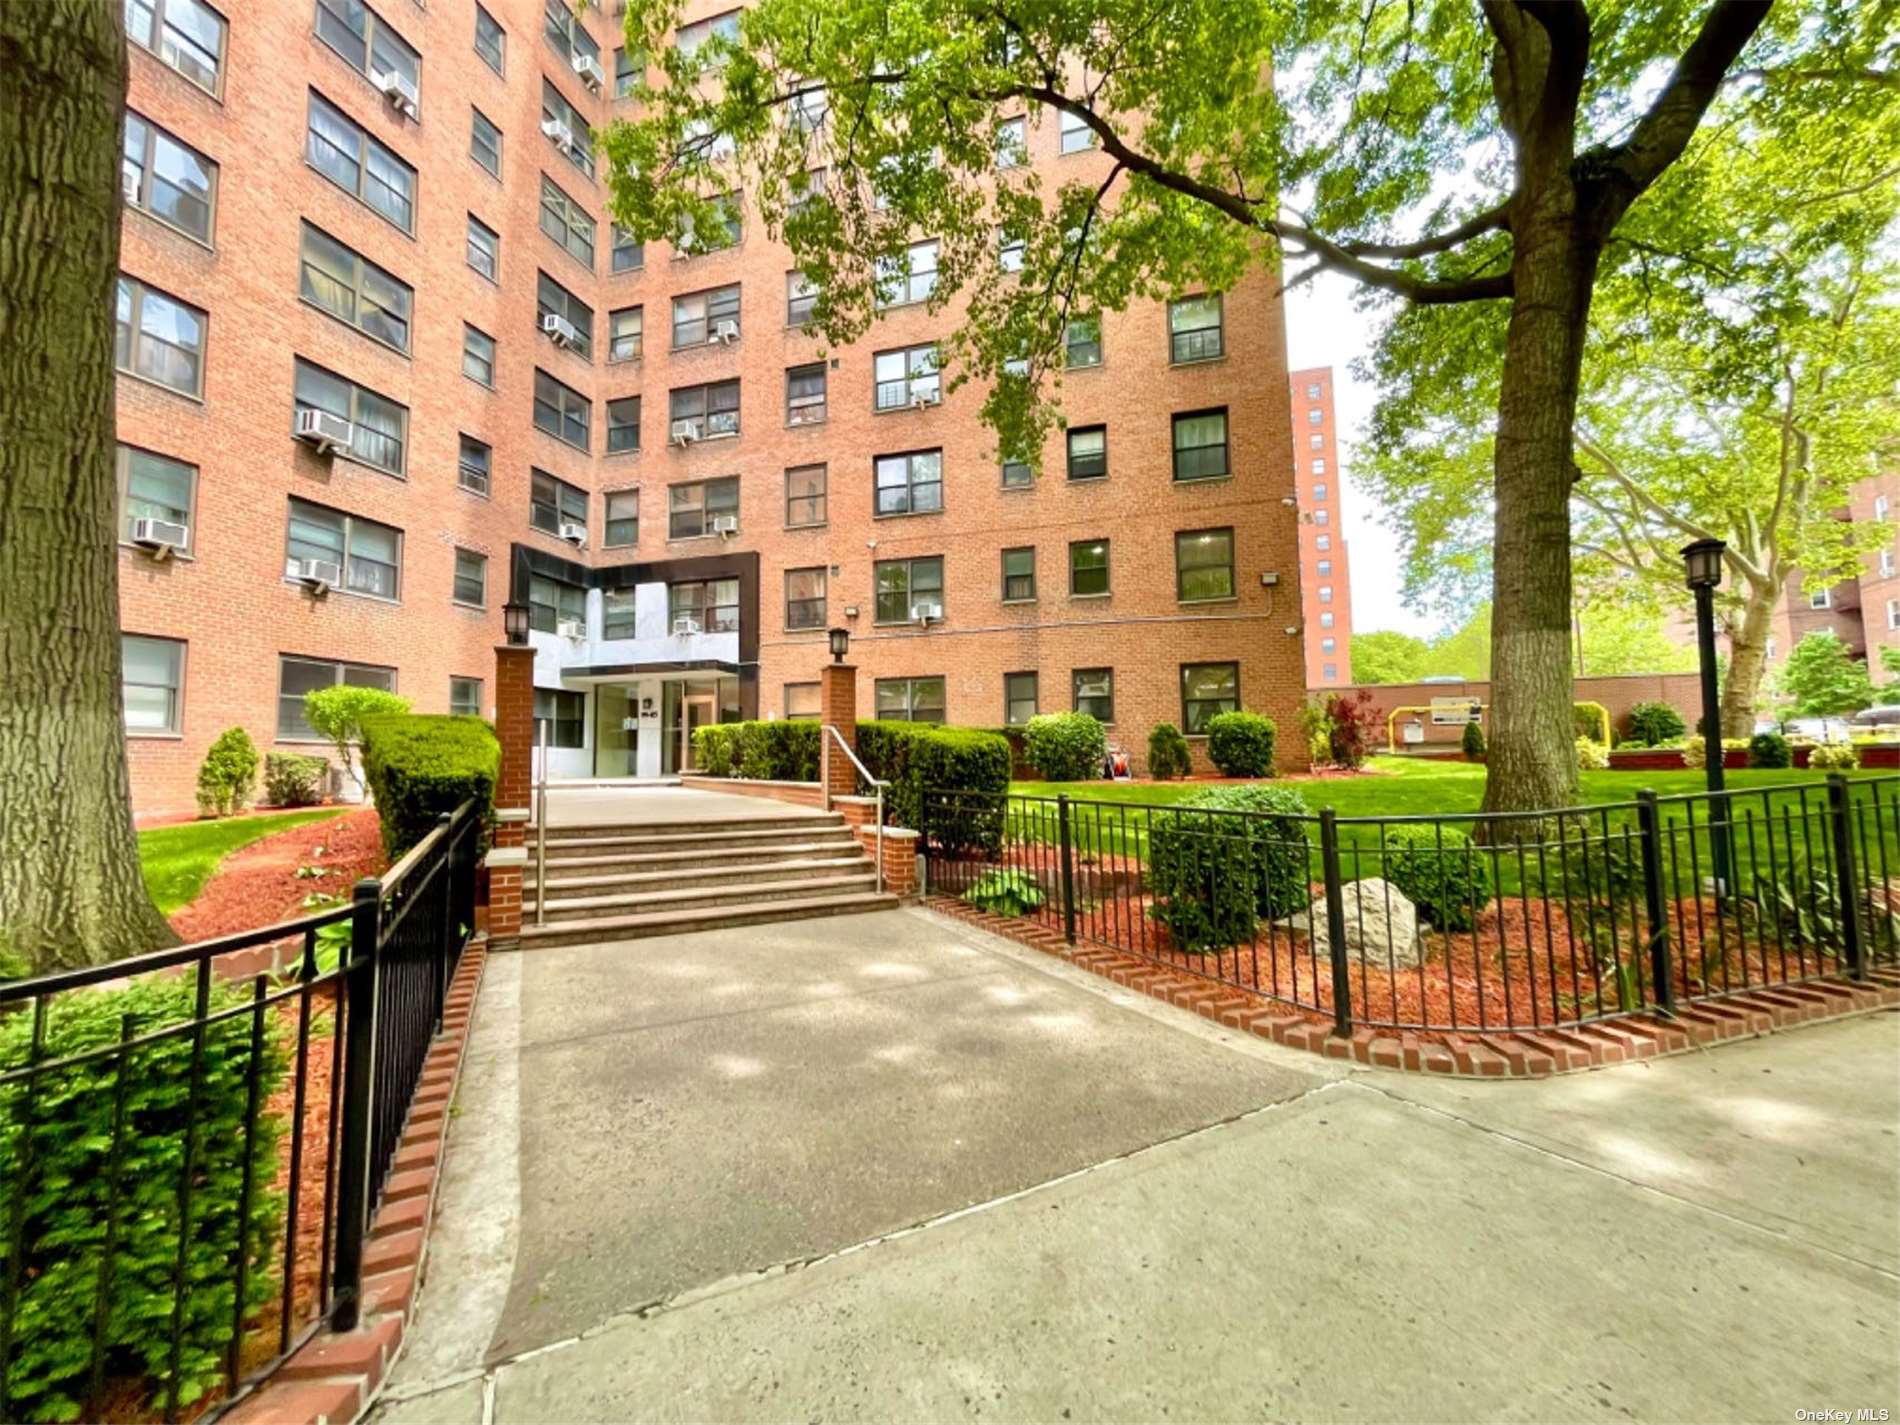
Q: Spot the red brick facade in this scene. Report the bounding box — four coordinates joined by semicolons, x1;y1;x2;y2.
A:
1288;366;1353;688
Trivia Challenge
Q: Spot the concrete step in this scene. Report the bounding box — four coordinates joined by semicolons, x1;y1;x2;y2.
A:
532;814;840;842
533;851;869;894
539;823;852;856
515;891;901;948
527;871;880;922
542;836;864;873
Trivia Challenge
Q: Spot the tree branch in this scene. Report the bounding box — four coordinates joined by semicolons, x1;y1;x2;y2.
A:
1338;202;1511;258
1608;1;1774;198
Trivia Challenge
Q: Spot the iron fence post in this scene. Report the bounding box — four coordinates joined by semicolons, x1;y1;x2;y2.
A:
1827;773;1867;980
1057;793;1077;945
1318;808;1353;1037
919;790;929;897
1635;790;1675;1015
331;875;383;1332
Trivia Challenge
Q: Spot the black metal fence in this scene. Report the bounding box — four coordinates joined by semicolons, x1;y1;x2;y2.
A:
922;776;1900;1036
0;803;479;1424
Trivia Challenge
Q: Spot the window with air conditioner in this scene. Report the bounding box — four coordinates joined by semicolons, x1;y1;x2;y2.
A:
533;368;592;450
527;573;584;634
122;635;185;735
669;380;741;441
785;464;827;527
314;0;420;110
668;476;739;538
874;676;946;724
307;92;414;232
471;108;503;178
1175;528;1235;602
541;80;594;179
786;364;827;425
604;490;639;546
672;285;741;347
285;497;403;600
293;359;406;475
537;271;594;359
1172;409;1229;481
874;556;943;624
874;450;943;516
277;656;395;740
463;325;496;387
458;435;491;497
299;223;411;353
785;567;827;630
607;396;640;454
1069;540;1110;597
543;0;601;74
123;111;217;244
453;548;487;607
129;0;226;96
1001;546;1036;602
669;578;739;633
530;468;586;537
539;175;596;269
1073;668;1114;723
117;446;196;554
115;275;205;398
467;215;500;282
874;344;940;410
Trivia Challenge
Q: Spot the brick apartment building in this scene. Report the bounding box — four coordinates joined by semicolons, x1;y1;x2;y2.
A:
111;0;1306;817
1288;366;1352;687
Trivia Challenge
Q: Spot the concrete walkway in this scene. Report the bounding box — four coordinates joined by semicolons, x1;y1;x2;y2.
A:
538;783;829;827
373;910;1899;1424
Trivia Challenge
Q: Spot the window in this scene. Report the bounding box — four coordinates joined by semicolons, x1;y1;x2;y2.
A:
1306;382;1322;400
675;8;741;58
1064;318;1102;369
612;226;645;273
122;635;184;735
530;468;586;535
670;578;739;632
1320;611;1334;629
278;656;395;740
877;240;939;308
1167;295;1223;364
1317;558;1332;577
607;396;640;454
1766;637;1776;660
1308;408;1323;425
307;92;415;232
875;450;943;516
285;497;402;599
1180;662;1238;734
1889;600;1900;631
786;464;826;527
534;689;585;749
467;215;500;280
1176;528;1235;601
875;677;946;724
539;175;595;268
450;676;484;717
1810;588;1832;609
786;364;827;425
1313;459;1327;476
1171;409;1229;481
474;3;505;72
471;107;503;178
606;306;643;364
1069;540;1109;596
1002;546;1036;602
293;359;407;474
874;344;940;410
463;325;496;386
128;0;225;95
599;587;635;639
117;446;196;551
1883;548;1896;579
1073;668;1113;723
1058;108;1095;153
533;368;591;450
1310;433;1324;450
1004;672;1038;726
543;0;600;69
453;548;487;606
672;285;741;347
527;573;583;633
1315;533;1331;551
787;271;817;327
668;477;739;538
123;111;216;244
605;490;638;545
542;80;594;180
1314;508;1330;526
1878;495;1891;521
999;229;1025;273
677;117;736;164
458;435;491;496
299;224;411;352
536;271;595;359
115;276;205;398
1067;426;1107;481
1002;458;1032;489
678;192;742;254
875;556;943;623
615;46;644;96
669;380;741;439
1313;482;1329;500
785;568;827;629
786;82;827;133
1321;637;1336;654
785;683;821;720
315;0;420;105
995;117;1026;168
1318;585;1334;603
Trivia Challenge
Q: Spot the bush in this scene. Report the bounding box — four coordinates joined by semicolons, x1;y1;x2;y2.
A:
305;685;411;792
195;726;258;818
1204;711;1277;777
961;869;1046;916
359;714;499;858
1381;824;1494;932
1576;738;1609;771
693;724;739;777
1682;737;1748;770
1747;730;1793;769
1322;690;1377;769
1625;701;1688;747
856;721;1012;852
1461;720;1487;760
265;752;329;807
1146;723;1192;779
1146;784;1313;953
1022;712;1105;781
0;976;288;1421
1807;741;1859;770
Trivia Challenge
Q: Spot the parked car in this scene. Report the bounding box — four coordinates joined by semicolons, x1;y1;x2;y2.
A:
1851;705;1900;728
1777;717;1853;744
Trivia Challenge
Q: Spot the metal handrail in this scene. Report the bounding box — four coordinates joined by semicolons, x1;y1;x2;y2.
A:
535;720;549;925
822;723;888;894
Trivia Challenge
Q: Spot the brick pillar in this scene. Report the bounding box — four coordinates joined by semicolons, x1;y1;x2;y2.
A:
821;661;858;803
487;644;536;944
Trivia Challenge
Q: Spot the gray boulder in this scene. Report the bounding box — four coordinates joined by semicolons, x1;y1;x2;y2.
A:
1288;877;1423;970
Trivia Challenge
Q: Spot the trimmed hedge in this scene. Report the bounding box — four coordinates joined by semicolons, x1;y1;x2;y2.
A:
0;976;288;1421
1381;824;1493;931
857;721;1012;852
1461;720;1487;760
195;726;257;818
1147;784;1313;953
1625;701;1687;747
1747;730;1793;768
359;714;499;857
1205;711;1277;777
1021;712;1105;781
265;752;329;807
1147;722;1191;779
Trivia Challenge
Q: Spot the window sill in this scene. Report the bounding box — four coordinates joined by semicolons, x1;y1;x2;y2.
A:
873;508;944;521
456;483;491;501
299;296;413;362
305;159;417;243
127;202;216;254
1067;473;1108;484
126;730;185;742
1179;596;1240;607
786;415;828;429
873;401;942;416
540;333;595;364
312;31;425;128
1064;362;1104;375
281;577;401;607
784;521;828;532
1070;593;1111;602
605;447;641;459
1001;598;1037;606
119;542;196;563
533;429;593;456
671;430;740;447
1173;473;1234;487
607;353;642;366
115;367;205;406
452;599;487;613
1168;353;1227;370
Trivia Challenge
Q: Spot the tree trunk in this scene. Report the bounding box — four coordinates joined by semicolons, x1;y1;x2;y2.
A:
0;3;177;974
1720;582;1778;738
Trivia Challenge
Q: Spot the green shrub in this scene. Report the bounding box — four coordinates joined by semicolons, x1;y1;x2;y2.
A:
1381;824;1494;931
1146;785;1313;953
1682;737;1748;770
1747;730;1793;769
0;976;288;1421
740;720;822;781
1807;741;1859;770
1575;738;1609;771
1022;712;1105;781
1573;703;1611;743
1146;722;1191;779
359;714;499;858
961;869;1046;917
1461;720;1487;760
304;686;411;791
856;721;1012;852
195;726;258;818
693;724;740;777
265;751;329;807
1625;701;1688;747
1204;711;1276;777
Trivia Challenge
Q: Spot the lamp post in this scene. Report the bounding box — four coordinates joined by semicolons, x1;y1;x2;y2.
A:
828;626;850;663
503;600;530;646
1681;538;1731;895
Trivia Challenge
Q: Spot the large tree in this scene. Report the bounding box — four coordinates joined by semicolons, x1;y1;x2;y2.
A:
607;0;1875;819
0;2;176;973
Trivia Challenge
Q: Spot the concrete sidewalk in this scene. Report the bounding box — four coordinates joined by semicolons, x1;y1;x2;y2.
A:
373;910;1899;1424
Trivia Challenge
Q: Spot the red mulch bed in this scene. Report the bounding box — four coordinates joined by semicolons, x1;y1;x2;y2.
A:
169;810;386;943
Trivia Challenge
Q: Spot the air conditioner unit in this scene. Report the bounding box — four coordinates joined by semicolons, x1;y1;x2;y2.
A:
129;517;188;557
374;69;418;117
710;320;740;344
294;557;342;594
540;117;576;153
910;600;943;623
294;408;353;455
672;615;701;636
711;515;738;537
572;53;605;90
121;168;140;204
669;420;700;446
556;617;586;640
542;312;579;347
908;392;938;410
558;520;587;546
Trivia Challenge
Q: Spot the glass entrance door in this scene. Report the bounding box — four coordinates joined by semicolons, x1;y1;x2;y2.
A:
681;689;716;770
593;684;638;777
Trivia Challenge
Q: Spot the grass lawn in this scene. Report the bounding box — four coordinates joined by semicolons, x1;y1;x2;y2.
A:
139;809;345;916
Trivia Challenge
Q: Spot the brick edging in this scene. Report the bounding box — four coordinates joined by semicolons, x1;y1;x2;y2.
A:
926;898;1900;1078
224;942;490;1425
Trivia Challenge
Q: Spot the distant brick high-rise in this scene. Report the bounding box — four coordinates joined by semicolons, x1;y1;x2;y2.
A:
1288;367;1353;688
112;0;1307;816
